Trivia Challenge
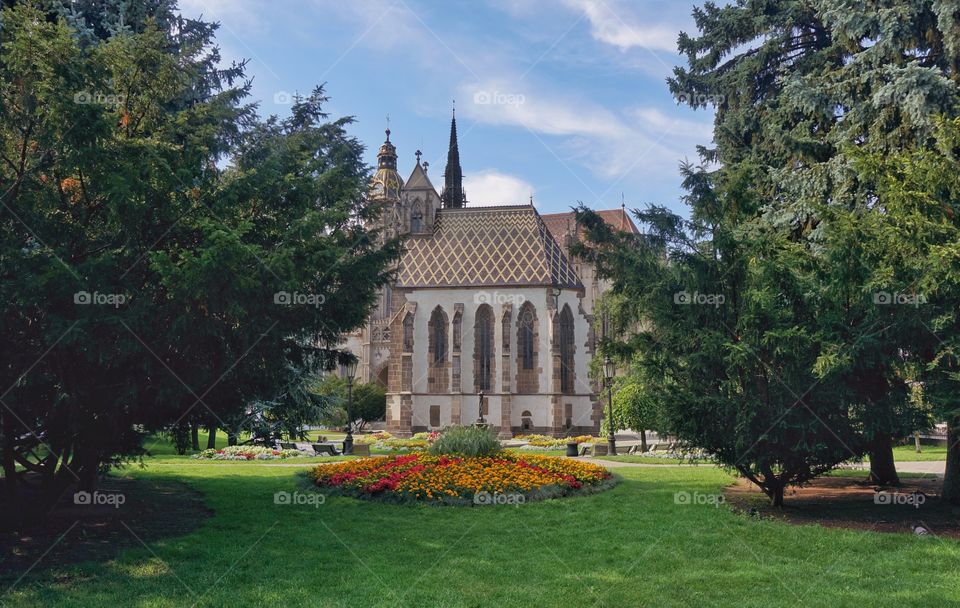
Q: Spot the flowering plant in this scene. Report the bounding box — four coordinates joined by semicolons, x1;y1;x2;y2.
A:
310;452;613;504
193;446;306;460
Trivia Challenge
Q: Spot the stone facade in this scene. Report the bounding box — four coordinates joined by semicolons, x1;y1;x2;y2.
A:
342;119;638;438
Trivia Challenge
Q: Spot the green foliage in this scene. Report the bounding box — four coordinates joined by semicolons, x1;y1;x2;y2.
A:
0;1;398;514
428;426;502;457
600;377;664;437
576;0;960;505
310;376;386;431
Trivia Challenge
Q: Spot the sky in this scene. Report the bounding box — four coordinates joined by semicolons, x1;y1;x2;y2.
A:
177;0;715;217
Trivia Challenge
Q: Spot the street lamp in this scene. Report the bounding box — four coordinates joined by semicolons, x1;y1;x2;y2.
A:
604;355;616;456
478;391;485;425
340;354;359;455
549;286;561;311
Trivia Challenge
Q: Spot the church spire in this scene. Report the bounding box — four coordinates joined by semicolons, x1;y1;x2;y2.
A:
441;108;466;208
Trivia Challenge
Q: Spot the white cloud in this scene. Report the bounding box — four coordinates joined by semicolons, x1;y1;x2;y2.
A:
464;170;535;206
563;0;679;53
459;81;622;139
458;80;711;187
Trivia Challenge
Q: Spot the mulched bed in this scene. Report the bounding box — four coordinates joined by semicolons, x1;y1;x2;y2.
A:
725;475;960;538
0;476;210;578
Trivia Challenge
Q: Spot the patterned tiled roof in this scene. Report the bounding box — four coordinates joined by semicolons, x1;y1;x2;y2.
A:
396;206;583;289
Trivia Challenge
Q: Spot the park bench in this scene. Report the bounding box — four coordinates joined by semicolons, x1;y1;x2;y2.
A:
279;442;298;450
578;445;592;457
312;443;341;456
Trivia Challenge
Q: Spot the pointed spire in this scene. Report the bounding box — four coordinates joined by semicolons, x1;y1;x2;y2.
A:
441;108;466;208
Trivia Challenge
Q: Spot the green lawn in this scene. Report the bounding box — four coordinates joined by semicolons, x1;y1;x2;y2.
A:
891;445;948;462
5;457;959;607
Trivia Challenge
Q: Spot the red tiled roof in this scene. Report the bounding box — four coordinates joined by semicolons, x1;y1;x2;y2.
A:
540;208;639;248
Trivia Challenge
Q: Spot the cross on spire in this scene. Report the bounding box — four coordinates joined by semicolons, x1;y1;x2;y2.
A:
415;149;422;164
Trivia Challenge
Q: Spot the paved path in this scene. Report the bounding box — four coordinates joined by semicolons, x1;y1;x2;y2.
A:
850;460;945;476
577;458;946;476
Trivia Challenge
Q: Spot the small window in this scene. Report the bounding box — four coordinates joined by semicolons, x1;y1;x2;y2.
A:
402;313;414;352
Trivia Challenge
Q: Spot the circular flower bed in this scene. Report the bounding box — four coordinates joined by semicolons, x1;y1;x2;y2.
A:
194;446;307;460
310;452;614;505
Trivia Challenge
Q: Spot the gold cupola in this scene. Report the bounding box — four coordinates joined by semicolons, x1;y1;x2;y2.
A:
369;128;403;201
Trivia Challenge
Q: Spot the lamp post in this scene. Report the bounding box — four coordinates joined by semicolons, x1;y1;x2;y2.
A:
478;391;485;425
340;354;359;455
604;355;616;455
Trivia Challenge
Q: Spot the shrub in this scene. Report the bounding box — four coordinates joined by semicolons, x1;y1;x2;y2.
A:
193;446;306;460
429;426;501;457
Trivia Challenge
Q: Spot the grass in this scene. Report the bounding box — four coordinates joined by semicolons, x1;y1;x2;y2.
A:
891;445;948;462
4;456;959;607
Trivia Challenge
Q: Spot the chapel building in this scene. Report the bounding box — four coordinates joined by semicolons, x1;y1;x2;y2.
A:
342;114;637;438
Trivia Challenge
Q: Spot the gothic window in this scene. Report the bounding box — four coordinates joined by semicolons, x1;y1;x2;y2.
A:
429;306;447;365
474;304;494;391
559;304;575;394
520;306;535;370
402;312;414;352
410;202;423;233
516;302;538;394
453;309;462;351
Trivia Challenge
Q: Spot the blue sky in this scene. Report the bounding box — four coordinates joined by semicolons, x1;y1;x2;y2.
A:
178;0;715;217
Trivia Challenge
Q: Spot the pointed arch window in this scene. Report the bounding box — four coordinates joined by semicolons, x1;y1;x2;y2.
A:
474;304;494;391
429;306;447;365
410;202;423;233
520;307;535;370
559;304;575;393
402;312;414;352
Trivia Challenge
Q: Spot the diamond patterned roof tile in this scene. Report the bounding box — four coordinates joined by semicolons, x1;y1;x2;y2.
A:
397;206;583;289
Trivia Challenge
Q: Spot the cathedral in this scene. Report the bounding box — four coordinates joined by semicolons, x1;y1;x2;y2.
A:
342;114;637;438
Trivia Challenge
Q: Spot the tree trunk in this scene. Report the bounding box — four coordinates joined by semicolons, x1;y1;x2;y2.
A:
769;483;785;507
868;434;900;485
227;430;237;446
942;420;960;505
206;425;217;449
640;429;648;453
914;432;922;453
191;422;200;451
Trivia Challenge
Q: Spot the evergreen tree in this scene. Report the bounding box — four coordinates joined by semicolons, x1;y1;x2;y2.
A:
667;0;960;484
0;3;397;524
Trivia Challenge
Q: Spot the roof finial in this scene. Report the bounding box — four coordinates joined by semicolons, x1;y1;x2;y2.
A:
452;99;455;118
385;114;391;141
529;192;534;206
415;149;422;164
